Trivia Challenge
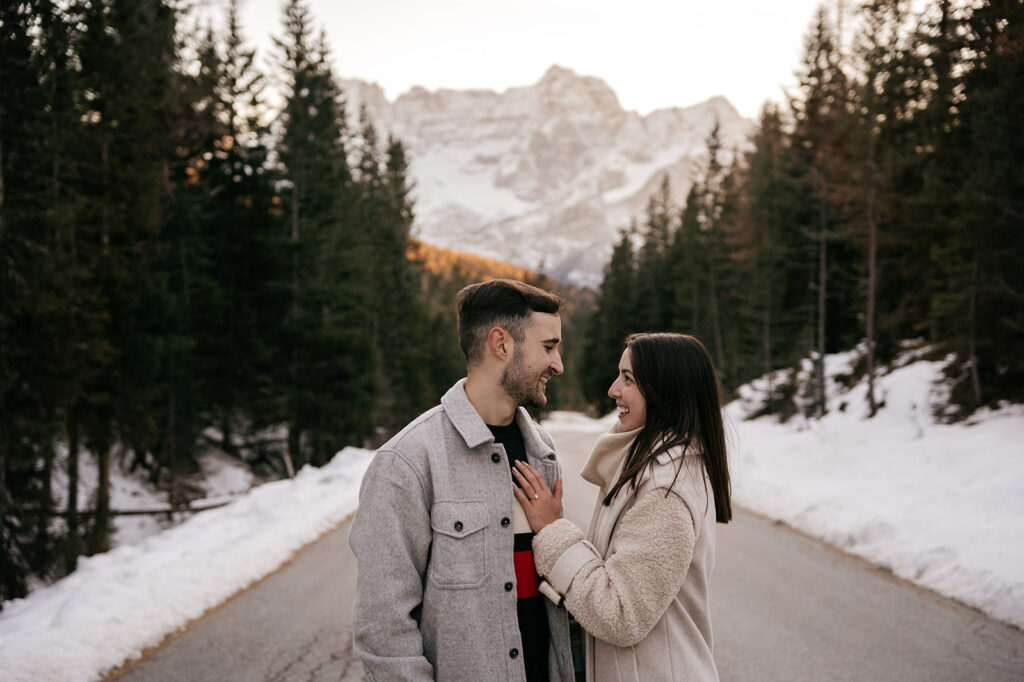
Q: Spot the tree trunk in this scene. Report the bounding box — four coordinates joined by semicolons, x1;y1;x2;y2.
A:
764;289;774;410
37;431;55;553
287;180;300;477
91;445;110;555
816;197;828;417
166;348;178;509
708;258;727;377
968;255;982;407
66;414;80;573
284;429;298;478
866;184;879;417
0;122;5;233
221;410;235;457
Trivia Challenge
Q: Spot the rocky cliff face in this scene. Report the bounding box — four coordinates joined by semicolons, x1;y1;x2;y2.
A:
342;65;753;287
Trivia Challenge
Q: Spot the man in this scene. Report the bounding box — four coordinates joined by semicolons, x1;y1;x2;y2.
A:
350;279;575;681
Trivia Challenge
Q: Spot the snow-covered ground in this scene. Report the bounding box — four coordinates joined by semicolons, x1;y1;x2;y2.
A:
0;448;374;682
2;346;1022;681
724;348;1024;632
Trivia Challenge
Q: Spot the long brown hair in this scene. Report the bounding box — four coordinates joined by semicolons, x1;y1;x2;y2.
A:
603;333;732;523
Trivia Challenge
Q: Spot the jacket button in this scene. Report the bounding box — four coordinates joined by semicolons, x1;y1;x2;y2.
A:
491;452;501;463
509;648;519;659
504;581;514;592
500;517;510;527
454;521;463;532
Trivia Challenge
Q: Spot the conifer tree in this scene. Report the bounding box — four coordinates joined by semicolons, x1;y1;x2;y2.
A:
743;103;790;401
581;226;638;409
789;6;855;416
189;1;286;459
75;0;188;551
691;122;730;374
634;175;676;331
933;0;1024;408
276;0;368;466
668;184;705;337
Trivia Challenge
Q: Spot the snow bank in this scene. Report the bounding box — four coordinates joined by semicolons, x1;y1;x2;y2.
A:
0;447;374;682
726;352;1024;630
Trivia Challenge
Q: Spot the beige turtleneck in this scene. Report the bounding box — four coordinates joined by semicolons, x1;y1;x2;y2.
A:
578;425;643;491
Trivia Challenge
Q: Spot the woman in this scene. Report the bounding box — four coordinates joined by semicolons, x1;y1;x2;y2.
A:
512;332;731;681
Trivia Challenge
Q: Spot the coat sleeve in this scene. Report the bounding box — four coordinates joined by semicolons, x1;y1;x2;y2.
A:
349;449;435;681
533;490;695;648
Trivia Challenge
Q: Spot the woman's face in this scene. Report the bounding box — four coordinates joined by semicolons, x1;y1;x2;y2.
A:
608;348;646;432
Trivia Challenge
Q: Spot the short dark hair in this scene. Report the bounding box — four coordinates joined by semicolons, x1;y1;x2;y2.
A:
604;333;732;524
456;279;563;365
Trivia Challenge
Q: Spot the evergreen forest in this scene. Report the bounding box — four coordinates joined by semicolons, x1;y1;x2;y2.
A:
580;0;1023;420
2;0;1022;608
0;0;555;605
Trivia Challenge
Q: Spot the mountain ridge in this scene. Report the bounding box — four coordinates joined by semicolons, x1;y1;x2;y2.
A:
342;65;754;287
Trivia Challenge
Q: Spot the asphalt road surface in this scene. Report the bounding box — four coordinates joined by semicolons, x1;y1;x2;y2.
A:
113;426;1024;681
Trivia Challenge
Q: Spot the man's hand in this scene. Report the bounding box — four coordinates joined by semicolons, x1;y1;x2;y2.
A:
511;460;563;533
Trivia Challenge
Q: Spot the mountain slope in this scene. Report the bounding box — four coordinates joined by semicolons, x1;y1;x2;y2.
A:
343;65;754;286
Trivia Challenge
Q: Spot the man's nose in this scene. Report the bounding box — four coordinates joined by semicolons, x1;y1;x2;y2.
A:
550;352;564;375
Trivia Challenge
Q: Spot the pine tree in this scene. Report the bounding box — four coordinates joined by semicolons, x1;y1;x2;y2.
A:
634;175;676;331
789;6;857;416
687;122;730;375
581;226;638;410
276;0;368;466
744;103;790;403
188;1;287;461
850;0;921;415
75;0;187;552
933;0;1024;408
668;185;705;338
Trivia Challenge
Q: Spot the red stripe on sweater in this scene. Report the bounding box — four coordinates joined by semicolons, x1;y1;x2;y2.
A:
513;550;541;598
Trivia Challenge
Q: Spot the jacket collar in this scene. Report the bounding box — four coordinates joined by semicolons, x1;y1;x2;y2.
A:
580;425;642;489
441;379;556;459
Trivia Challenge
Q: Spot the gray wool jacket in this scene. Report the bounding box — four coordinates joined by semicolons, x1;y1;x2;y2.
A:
349;379;575;681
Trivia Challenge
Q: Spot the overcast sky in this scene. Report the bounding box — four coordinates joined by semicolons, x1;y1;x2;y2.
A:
214;0;829;120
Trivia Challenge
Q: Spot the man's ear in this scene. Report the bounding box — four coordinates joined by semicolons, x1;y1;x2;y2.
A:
486;326;513;360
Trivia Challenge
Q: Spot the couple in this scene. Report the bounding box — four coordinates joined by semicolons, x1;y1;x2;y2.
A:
349;279;732;681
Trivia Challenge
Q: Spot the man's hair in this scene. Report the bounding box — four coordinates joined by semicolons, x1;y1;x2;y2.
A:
456;279;563;365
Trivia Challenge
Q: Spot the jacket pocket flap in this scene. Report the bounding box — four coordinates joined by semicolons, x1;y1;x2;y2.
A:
431;501;490;538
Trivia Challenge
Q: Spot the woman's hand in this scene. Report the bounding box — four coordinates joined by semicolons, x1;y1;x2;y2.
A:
511;460;563;533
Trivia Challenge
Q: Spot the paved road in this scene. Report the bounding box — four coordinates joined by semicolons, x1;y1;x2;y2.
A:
114;426;1024;681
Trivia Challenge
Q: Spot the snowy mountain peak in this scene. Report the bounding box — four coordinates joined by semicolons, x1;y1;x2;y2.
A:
340;67;754;287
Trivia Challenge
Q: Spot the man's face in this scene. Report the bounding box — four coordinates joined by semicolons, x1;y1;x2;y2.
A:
501;312;564;408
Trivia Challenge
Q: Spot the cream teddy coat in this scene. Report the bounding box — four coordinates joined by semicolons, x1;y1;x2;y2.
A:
533;426;718;681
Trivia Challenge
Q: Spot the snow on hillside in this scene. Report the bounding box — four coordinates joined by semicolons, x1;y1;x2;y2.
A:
0;449;374;682
342;66;754;286
725;345;1024;630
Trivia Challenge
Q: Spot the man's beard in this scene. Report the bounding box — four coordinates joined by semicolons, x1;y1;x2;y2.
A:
502;348;547;408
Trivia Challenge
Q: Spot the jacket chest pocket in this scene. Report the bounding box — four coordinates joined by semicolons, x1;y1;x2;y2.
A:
429;501;490;589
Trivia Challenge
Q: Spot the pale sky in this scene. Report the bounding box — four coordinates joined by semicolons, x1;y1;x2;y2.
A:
213;0;828;120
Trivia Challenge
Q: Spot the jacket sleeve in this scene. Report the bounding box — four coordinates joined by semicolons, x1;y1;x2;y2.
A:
533;490;695;648
349;449;435;681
